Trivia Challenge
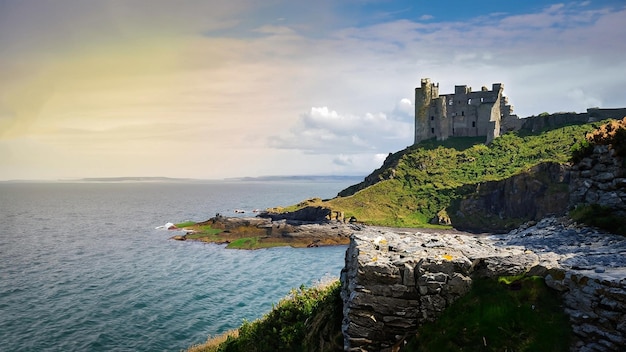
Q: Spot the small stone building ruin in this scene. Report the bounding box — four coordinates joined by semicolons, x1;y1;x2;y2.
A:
414;78;518;144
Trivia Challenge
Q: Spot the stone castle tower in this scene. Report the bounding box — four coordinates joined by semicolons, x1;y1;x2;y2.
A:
414;78;517;144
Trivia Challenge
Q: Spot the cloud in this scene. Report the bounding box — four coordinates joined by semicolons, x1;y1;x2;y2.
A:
566;88;602;109
263;1;626;174
269;101;413;155
1;1;626;179
333;154;353;166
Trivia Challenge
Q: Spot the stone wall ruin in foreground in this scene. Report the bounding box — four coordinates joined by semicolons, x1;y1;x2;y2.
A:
340;219;626;352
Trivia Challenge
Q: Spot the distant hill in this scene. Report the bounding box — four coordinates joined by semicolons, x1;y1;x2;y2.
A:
77;177;194;182
227;175;364;182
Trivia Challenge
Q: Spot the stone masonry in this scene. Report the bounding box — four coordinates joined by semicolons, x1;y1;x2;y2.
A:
414;78;517;144
341;218;626;351
570;144;626;216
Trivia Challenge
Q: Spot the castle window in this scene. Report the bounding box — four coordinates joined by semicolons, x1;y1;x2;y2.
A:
480;97;484;103
430;116;434;121
472;121;476;128
461;111;465;116
449;100;453;106
431;128;435;134
468;98;472;104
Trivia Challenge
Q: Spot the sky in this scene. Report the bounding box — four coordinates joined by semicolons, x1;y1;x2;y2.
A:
1;0;625;180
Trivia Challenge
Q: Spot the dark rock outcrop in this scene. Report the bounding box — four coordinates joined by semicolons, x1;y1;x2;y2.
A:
452;162;570;232
259;205;345;222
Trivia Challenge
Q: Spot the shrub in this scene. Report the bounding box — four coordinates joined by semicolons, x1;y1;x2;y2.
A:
570;204;626;236
584;117;626;157
570;139;594;163
196;280;343;352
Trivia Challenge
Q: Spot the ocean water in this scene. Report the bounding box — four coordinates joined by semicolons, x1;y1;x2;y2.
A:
0;180;357;351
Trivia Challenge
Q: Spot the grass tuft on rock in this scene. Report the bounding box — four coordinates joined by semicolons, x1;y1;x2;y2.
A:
570;204;626;236
404;276;572;351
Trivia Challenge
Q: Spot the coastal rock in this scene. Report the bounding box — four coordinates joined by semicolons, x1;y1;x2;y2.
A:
341;218;626;351
192;215;357;247
260;204;345;222
452;161;570;232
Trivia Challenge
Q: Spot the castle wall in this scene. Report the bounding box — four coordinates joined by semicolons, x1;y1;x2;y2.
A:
415;79;513;144
520;112;591;133
519;108;626;134
414;80;625;146
588;108;626;120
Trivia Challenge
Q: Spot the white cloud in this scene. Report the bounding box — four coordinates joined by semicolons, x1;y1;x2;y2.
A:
269;104;413;154
253;25;298;36
374;153;388;164
392;98;414;118
333;154;353;166
566;88;602;109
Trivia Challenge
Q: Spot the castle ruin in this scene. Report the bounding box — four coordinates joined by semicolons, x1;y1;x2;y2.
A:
414;78;518;144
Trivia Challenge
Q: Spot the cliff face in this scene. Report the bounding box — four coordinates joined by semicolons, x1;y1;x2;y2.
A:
452;162;571;232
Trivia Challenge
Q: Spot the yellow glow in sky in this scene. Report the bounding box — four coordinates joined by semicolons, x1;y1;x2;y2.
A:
1;0;625;180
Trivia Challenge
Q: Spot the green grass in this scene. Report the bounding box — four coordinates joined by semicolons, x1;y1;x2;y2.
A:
175;221;198;228
174;222;226;241
189;280;343;352
405;276;572;351
419;136;486;151
320;122;602;227
183;224;224;240
226;237;260;249
174;222;295;249
570;204;626;236
225;237;293;249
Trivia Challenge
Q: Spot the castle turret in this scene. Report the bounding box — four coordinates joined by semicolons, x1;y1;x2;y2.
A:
414;78;438;144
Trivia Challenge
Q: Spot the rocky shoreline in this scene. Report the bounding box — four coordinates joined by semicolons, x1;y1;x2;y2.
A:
170;215;362;248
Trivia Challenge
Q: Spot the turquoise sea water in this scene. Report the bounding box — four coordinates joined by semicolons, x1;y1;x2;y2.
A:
0;180;356;351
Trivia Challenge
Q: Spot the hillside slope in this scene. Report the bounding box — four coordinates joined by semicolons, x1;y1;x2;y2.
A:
317;122;604;230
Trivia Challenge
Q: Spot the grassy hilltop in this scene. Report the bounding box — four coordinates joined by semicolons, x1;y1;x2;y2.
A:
278;121;602;229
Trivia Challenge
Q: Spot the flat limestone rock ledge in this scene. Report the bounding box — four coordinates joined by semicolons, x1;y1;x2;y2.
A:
340;217;626;352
